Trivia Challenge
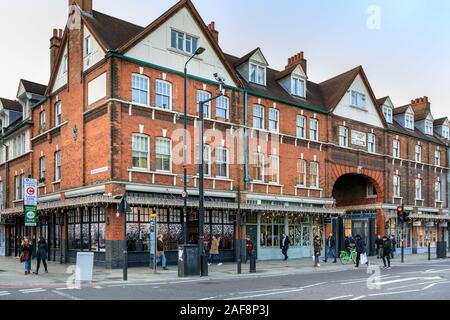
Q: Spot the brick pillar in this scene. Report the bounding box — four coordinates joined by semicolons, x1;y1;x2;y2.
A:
376;208;386;237
61;211;68;264
105;204;125;269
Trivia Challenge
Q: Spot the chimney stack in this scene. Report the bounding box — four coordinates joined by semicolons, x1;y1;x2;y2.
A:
50;28;63;73
68;0;93;14
285;51;307;76
208;21;219;43
410;96;430;113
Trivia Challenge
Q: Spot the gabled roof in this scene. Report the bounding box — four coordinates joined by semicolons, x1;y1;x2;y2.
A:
231;48;261;68
376;96;389;107
82;10;144;51
117;0;241;86
434;117;449;126
275;64;304;81
414;109;432;122
319;66;361;111
388;119;445;146
393;105;411;115
20;79;47;96
0;98;22;112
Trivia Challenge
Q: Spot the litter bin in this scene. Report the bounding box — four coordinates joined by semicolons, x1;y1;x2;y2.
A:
436;241;447;259
178;245;200;277
76;252;94;283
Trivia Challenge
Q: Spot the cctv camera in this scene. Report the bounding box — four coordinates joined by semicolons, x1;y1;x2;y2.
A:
214;73;226;84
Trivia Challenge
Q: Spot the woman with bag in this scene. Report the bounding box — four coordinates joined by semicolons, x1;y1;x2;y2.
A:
354;234;368;268
156;234;168;271
33;236;49;275
313;235;322;268
19;237;33;275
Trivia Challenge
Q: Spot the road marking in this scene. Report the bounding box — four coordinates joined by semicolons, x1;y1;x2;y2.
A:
52;290;82;301
326;295;354;300
368;289;420;297
0;293;11;296
224;282;327;301
351;296;366;300
340;276;400;285
422;283;438;290
93;286;103;289
388;280;447;291
19;288;47;294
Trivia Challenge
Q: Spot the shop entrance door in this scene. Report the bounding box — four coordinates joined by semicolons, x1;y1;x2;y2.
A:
246;225;258;259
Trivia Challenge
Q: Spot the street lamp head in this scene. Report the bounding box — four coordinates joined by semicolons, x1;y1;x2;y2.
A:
195;47;206;55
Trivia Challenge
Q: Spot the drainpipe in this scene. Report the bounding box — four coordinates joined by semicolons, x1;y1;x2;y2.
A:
243;90;249;189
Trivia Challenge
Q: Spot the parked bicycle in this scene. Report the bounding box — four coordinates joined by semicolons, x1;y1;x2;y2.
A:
339;248;357;264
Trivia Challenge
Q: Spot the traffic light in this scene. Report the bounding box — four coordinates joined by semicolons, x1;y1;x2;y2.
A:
397;205;404;222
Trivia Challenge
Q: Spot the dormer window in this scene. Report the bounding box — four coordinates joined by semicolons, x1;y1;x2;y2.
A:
425;120;433;135
291;77;306;97
84;35;92;56
351;91;366;109
249;63;266;85
443;126;449;140
383;106;393;123
405;113;414;130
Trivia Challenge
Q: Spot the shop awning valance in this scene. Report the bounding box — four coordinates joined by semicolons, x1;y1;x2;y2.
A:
384;212;450;221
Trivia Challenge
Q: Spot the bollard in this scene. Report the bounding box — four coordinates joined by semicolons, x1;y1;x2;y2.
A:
201;253;209;277
250;254;256;273
428;242;431;261
123;250;128;281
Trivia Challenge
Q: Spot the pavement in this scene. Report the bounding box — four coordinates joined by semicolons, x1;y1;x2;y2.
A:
0;252;446;291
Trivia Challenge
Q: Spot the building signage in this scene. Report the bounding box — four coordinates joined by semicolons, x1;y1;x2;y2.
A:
351;130;367;147
426;221;434;227
90;166;109;175
23;178;38;227
440;222;448;228
413;221;422;227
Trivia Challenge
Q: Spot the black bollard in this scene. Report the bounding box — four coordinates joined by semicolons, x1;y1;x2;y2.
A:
428;242;431;261
250;254;256;273
123;250;128;281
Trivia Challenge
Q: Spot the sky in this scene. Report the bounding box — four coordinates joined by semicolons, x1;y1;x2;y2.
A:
1;0;449;117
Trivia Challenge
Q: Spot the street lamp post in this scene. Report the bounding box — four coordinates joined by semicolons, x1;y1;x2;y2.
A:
183;47;205;245
198;81;224;277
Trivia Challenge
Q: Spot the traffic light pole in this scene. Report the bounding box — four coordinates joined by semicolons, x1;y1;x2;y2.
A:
401;220;405;264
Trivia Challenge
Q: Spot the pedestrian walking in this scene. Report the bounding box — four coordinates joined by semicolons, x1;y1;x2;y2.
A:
280;233;290;261
156;234;168;270
33;236;48;275
381;235;392;270
323;233;337;263
344;236;351;254
245;235;254;264
375;235;383;259
19;237;33;275
313;235;322;268
390;235;396;259
208;235;222;266
354;234;368;268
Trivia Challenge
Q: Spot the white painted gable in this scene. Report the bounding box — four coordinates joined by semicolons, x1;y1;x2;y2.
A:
333;74;384;128
383;97;394;109
16;82;26;99
83;25;105;72
125;7;237;87
52;44;68;94
291;64;307;79
249;49;268;66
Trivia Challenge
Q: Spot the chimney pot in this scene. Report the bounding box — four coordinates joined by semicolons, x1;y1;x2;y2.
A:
208;21;219;43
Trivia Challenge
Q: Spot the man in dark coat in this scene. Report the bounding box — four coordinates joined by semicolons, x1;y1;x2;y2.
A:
381;235;392;269
390;235;397;259
354;234;368;268
323;233;337;263
280;234;290;261
375;235;383;259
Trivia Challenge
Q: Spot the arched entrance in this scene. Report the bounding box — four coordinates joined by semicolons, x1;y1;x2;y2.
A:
331;168;384;256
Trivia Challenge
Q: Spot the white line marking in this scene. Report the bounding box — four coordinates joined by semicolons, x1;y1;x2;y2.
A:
388;280;447;291
368;289;420;297
19;289;47;294
0;293;11;296
351;296;366;300
422;283;438;290
340;276;400;285
326;295;354;300
52;290;82;301
55;287;75;291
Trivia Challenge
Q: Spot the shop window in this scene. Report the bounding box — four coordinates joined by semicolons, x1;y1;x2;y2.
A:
68;208;105;252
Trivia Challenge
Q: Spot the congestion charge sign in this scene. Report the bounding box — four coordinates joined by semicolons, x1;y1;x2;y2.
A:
23;178;38;227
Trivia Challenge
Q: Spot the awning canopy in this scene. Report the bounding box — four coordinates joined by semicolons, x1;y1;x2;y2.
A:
385;212;450;221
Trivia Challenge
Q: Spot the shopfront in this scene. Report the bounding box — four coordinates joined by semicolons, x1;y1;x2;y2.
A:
0;223;5;256
343;210;377;256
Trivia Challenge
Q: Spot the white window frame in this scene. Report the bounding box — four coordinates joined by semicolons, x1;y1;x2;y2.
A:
132;133;150;171
40;111;46;130
351;91;367;109
170;29;199;54
393;140;400;158
253;152;265;182
425;120;433;135
383;106;393;123
55;151;61;182
39;156;46;181
368;133;376;153
297;159;307;187
132;74;150;106
268;108;279;133
309;119;319;141
393;175;401;198
84;35;92;56
249;63;266;86
442;126;449;140
415;145;422;163
55;102;62;126
296;115;306;139
156;137;172;172
63;54;68;74
435;181;442;202
253;105;264;129
415;179;422;200
216;96;229;120
310;162;319;188
197;90;211;119
405;113;414;130
291;77;306;97
155;80;172;111
196;145;211;177
435;150;441;166
215;147;229;178
339;126;348;147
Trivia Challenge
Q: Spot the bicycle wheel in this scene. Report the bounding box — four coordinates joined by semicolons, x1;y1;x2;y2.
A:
339;253;349;265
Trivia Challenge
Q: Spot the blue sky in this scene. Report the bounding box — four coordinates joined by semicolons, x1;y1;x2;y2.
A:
1;0;449;117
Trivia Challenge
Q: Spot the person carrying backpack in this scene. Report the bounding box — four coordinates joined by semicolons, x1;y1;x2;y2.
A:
33;236;49;275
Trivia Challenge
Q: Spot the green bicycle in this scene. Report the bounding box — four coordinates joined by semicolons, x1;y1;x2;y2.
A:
339;248;357;265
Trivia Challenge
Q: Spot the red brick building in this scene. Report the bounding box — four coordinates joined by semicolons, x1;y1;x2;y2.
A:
0;0;448;266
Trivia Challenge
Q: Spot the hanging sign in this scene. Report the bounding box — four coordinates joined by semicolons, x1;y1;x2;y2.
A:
23;178;38;227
